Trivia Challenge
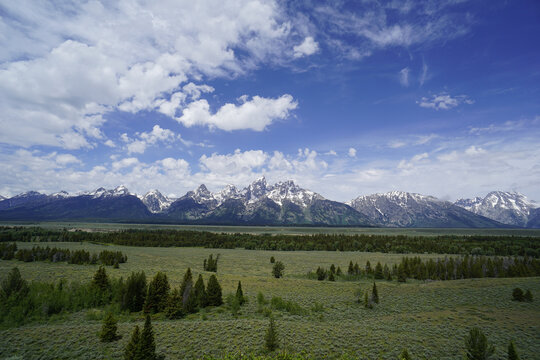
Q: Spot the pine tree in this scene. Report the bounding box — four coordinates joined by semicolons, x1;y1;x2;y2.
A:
383;264;392;281
206;274;223;306
92;266;110;291
397;263;407;283
398;348;412;360
0;267;28;299
270;256;275;263
465;327;495;360
523;289;533;302
236;281;245;305
512;288;524;301
264;317;279;352
179;268;193;298
124;325;140;360
354;262;360;275
144;272;170;313
508;340;520;360
139;315;157;360
348;261;354;275
183;285;198;314
194;274;208;308
316;267;326;281
100;312;120;342
330;264;336;274
328;271;335;281
122;271;147;312
363;290;372;309
365;260;372;274
372;282;379;304
272;261;285;279
374;262;384;279
336;266;342;276
165;288;184;319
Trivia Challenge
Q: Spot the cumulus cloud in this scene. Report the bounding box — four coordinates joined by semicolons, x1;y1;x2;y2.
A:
123;125;178;155
177;95;298;131
0;0;306;149
293;36;319;58
417;93;474;110
348;148;357;157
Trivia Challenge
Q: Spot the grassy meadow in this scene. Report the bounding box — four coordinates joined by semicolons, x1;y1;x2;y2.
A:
1;241;539;359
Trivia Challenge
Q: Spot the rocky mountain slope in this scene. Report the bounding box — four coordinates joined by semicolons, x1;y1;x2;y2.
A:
348;191;504;228
455;191;537;227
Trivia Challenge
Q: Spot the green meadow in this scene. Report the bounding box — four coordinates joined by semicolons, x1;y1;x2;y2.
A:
1;241;539;359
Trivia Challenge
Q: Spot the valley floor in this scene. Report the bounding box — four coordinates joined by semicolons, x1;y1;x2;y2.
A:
1;242;539;359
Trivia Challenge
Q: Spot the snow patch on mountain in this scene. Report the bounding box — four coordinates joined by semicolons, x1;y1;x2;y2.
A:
455;191;537;226
140;189;174;213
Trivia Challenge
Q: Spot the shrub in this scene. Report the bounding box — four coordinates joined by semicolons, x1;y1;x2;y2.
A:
272;262;285;279
512;288;524;302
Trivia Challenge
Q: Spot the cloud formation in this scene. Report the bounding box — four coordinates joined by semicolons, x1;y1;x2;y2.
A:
417;93;474;110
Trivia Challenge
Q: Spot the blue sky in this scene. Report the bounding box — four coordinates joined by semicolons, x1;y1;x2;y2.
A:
0;0;539;202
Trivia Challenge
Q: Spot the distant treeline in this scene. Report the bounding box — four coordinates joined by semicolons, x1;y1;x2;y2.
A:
0;243;126;266
1;226;539;257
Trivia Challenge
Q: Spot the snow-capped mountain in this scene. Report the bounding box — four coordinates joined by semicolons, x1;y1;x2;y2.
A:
0;195;6;201
0;191;50;210
83;185;133;198
348;191;503;228
455;191;537;227
140;190;174;213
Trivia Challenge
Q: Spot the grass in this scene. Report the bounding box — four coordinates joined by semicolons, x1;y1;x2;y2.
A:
0;241;539;359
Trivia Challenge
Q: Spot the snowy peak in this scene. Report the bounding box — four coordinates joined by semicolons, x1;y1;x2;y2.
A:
455;191;537;226
51;191;71;198
141;189;174;213
245;177;268;203
266;180;324;207
85;185;133;198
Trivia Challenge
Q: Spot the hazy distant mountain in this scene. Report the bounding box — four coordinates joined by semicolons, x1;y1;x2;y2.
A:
348;191;504;228
0;191;50;211
455;191;537;227
527;208;540;228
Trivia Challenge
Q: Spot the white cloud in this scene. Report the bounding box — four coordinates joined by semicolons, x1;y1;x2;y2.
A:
104;140;116;148
399;67;410;87
200;150;268;174
293;36;319;58
417;93;474;110
55;154;81;167
0;0;306;149
419;61;428;86
348;148;357;157
177;94;298;131
124;125;178;154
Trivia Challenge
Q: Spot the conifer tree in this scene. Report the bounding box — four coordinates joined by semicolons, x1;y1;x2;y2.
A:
365;260;372;274
139;315;157;360
383;264;392;281
398;348;412;360
512;288;524;301
363;290;372;309
508;340;520;360
92;266;110;291
144;272;170;313
374;262;384;279
330;264;336;274
179;268;193;299
336;266;342;276
272;261;285;279
372;282;379;304
0;267;28;299
122;271;147;312
165;288;184;319
465;327;495;360
348;261;354;275
183;286;198;314
354;262;360;275
124;325;140;360
397;263;407;283
270;256;275;263
264;317;279;352
194;274;208;308
328;271;335;281
236;281;245;305
523;289;533;302
316;267;326;281
206;274;223;306
100;312;120;342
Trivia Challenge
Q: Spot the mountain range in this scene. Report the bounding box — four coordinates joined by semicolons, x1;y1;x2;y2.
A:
0;178;538;228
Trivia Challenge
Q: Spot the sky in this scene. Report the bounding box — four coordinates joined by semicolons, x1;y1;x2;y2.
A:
0;0;539;202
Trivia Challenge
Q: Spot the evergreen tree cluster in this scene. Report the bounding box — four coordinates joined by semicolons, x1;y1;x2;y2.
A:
203;254;219;272
124;315;160;360
2;226;539;257
6;244;126;266
512;287;533;302
313;264;339;281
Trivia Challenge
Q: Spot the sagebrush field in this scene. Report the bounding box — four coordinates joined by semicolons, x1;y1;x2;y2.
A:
1;241;539;359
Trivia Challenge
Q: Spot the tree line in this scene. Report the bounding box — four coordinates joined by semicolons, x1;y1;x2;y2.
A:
308;255;540;283
1;226;539;257
0;243;126;266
